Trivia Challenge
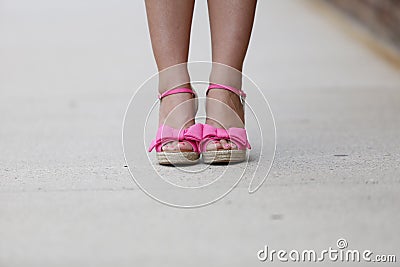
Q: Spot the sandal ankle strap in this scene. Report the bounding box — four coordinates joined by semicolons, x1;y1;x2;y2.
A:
207;83;247;99
158;87;195;100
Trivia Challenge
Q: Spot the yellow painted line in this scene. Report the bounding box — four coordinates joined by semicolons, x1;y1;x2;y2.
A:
305;0;400;70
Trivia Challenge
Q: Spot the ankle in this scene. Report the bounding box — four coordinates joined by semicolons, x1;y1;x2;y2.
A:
158;64;191;94
209;62;243;90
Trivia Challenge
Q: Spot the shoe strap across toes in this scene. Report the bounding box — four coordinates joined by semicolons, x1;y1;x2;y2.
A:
200;124;251;152
148;123;203;153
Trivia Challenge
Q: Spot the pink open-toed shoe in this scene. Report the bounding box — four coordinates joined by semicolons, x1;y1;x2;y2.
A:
201;83;251;163
148;87;202;165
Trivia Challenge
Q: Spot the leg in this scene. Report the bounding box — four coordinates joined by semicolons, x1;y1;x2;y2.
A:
206;0;257;150
145;0;195;151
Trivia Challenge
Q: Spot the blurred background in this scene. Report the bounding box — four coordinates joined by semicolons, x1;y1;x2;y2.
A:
327;0;400;49
0;0;399;266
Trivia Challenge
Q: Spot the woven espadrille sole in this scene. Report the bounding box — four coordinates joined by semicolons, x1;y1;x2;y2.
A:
157;151;200;165
202;150;247;164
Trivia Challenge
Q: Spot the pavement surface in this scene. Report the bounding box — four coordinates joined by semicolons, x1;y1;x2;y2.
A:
1;0;399;266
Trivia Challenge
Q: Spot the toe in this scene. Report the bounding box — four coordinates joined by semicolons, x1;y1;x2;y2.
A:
206;140;221;151
229;141;237;150
162;141;178;152
177;141;193;152
219;139;231;150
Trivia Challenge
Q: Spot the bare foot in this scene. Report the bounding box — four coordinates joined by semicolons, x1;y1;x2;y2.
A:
205;88;244;151
159;86;196;152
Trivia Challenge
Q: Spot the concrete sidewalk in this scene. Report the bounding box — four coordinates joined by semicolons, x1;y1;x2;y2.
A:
1;0;399;266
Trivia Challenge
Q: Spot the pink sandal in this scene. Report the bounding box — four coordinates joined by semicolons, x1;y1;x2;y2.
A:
200;83;251;163
148;87;202;165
